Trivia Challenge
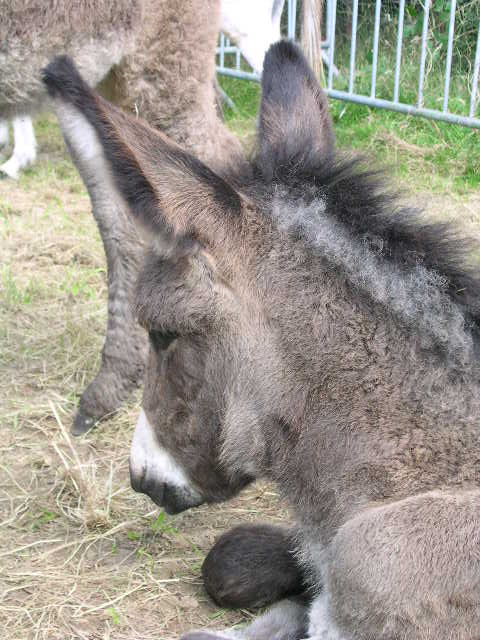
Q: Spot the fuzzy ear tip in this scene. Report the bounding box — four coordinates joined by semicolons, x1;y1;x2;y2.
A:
263;39;305;74
41;55;85;99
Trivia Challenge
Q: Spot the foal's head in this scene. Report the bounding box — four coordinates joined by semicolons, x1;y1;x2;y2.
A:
43;42;334;513
44;39;479;515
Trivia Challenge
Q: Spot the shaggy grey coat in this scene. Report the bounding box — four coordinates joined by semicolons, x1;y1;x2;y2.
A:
43;39;480;639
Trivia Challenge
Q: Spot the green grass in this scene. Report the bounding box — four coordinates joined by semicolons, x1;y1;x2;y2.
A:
1;264;42;309
218;73;261;140
329;101;480;193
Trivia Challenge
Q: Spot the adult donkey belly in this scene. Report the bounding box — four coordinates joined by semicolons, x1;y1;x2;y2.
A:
0;0;139;119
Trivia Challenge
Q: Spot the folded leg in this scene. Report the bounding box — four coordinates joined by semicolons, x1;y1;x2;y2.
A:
202;523;309;609
318;490;480;640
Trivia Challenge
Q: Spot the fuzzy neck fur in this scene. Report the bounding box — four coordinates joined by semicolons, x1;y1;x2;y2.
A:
223;159;480;557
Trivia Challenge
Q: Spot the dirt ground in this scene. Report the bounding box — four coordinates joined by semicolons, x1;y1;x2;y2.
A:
0;119;291;640
0;117;479;640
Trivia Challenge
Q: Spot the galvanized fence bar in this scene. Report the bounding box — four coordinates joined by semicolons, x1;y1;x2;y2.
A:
288;0;297;39
442;0;456;113
393;0;405;103
370;0;382;98
417;0;431;108
324;0;331;49
219;32;225;69
217;67;259;82
216;0;480;129
328;0;338;90
327;89;480;129
470;23;480;118
348;0;359;94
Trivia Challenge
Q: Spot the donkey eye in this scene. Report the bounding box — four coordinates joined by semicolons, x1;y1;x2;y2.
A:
149;330;179;351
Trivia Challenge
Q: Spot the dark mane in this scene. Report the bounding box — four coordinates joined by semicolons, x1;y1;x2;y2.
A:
255;41;479;334
278;156;480;328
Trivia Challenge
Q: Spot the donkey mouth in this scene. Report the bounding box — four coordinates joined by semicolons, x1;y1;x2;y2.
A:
161;484;206;514
130;470;205;514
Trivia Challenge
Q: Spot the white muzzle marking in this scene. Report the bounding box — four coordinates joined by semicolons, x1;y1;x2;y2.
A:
130;409;191;490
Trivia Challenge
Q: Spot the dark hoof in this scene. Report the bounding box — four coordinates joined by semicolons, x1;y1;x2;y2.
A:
72;409;97;436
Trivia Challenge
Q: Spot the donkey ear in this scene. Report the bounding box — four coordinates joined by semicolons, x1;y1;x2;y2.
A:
42;56;241;246
257;40;334;182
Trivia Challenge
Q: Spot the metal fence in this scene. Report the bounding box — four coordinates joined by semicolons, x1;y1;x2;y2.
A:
216;0;480;129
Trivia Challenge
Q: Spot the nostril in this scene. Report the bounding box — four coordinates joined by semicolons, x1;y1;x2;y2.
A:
129;464;167;507
129;460;145;494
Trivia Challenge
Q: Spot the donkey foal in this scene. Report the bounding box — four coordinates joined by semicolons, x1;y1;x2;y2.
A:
44;39;480;640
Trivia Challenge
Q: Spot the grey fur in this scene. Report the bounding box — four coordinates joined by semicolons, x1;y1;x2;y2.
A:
273;191;474;365
46;40;480;639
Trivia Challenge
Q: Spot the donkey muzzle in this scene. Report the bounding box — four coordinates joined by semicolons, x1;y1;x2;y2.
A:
129;466;205;514
129;408;205;513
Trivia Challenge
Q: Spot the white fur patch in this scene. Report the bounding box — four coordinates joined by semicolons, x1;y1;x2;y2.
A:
54;101;108;181
130;409;192;489
12;116;36;164
308;592;346;640
220;0;282;73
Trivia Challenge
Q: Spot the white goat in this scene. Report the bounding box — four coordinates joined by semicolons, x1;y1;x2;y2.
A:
220;0;285;74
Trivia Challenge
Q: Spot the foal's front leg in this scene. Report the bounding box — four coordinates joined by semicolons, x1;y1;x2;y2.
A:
185;523;311;640
183;598;309;640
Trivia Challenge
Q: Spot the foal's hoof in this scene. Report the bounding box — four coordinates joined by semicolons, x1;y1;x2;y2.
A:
72;409;97;436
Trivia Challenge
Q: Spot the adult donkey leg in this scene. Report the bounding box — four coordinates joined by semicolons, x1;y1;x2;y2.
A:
58;125;148;435
0;116;37;179
74;198;148;435
202;524;309;610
